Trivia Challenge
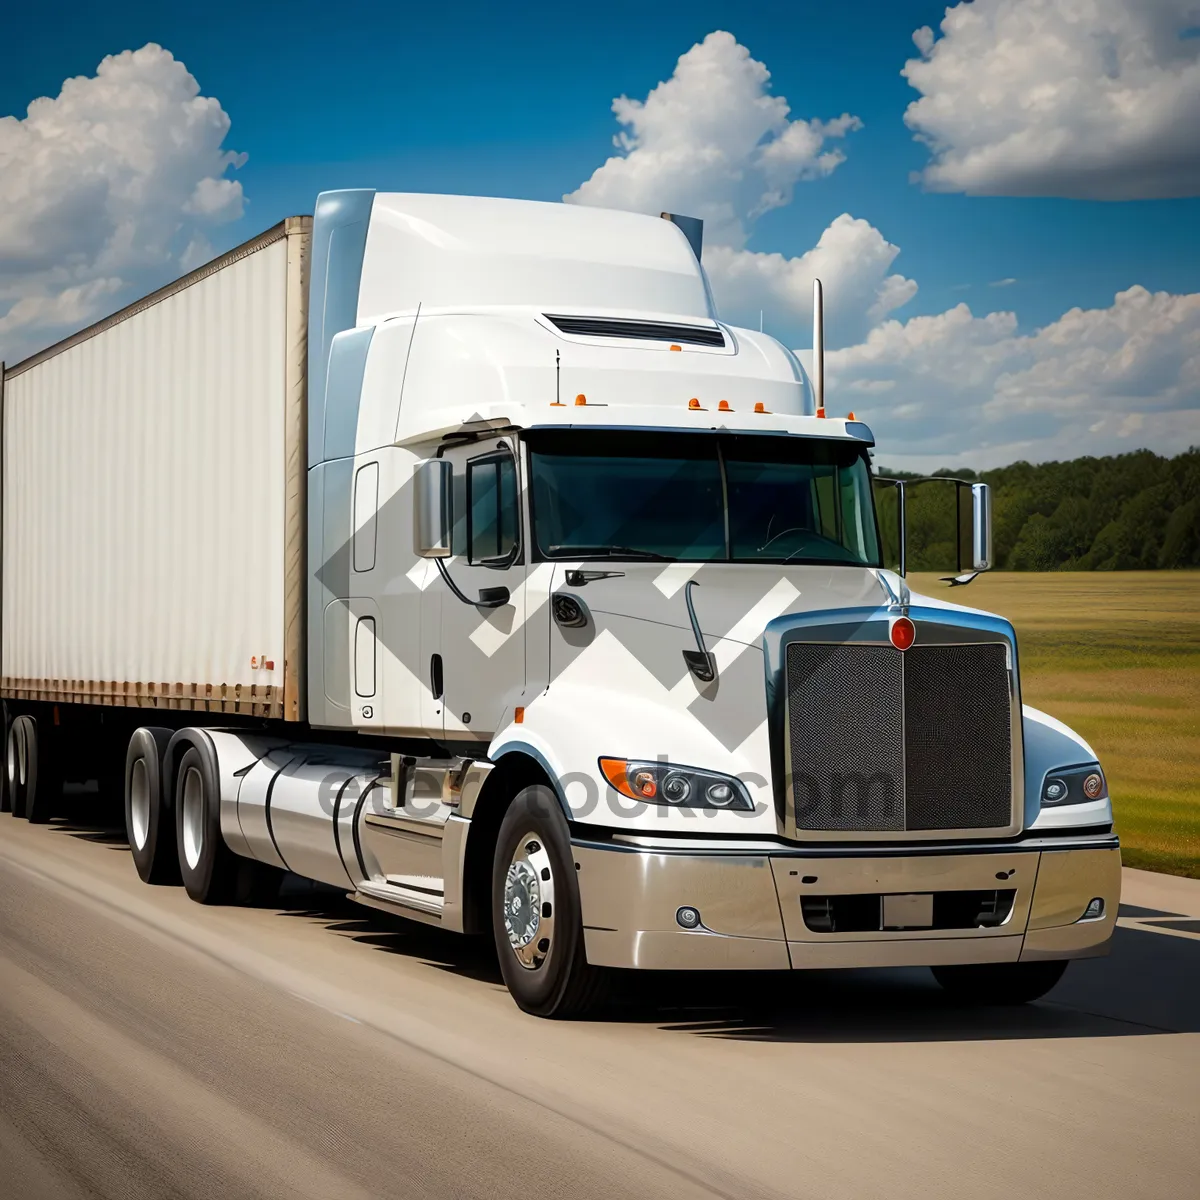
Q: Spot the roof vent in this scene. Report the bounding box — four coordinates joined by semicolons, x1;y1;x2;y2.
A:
545;314;725;348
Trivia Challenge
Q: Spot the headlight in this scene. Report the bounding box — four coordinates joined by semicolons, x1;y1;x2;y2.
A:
1040;763;1107;807
599;758;754;811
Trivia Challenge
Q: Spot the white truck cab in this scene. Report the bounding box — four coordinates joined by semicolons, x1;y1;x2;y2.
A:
296;190;1119;1014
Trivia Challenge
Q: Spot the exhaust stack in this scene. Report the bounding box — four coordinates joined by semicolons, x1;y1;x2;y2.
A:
812;278;825;416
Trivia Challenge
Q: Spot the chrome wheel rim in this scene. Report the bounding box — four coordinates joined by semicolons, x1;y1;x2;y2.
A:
182;767;204;870
503;833;555;971
6;728;16;789
130;758;150;850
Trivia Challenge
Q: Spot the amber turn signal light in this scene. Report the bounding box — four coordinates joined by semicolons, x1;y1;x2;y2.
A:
599;757;659;799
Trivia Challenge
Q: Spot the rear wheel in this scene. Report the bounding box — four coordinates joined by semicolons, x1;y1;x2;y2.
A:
125;727;178;884
932;960;1068;1005
5;718;27;818
0;706;10;814
24;718;63;825
492;785;607;1018
173;742;284;905
175;745;240;904
6;715;58;823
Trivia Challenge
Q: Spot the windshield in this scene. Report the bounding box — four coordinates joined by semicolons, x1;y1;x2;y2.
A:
528;430;882;566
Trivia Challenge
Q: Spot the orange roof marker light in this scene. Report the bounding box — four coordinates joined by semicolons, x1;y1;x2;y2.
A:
688;398;704;410
754;401;770;414
575;393;588;406
669;344;683;351
718;400;732;412
847;411;856;420
816;406;826;419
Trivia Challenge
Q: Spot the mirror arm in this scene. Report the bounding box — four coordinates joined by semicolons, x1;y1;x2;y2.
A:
435;557;509;609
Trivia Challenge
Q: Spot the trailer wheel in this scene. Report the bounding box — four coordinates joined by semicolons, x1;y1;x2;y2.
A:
931;960;1068;1005
174;745;240;904
6;715;57;822
0;705;10;814
5;717;27;818
125;728;178;885
25;718;64;825
491;785;607;1018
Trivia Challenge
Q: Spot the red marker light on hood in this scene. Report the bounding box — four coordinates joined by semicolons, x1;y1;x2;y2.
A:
890;617;916;651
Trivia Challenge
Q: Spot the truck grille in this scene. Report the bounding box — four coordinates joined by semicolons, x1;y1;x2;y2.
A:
785;641;1012;833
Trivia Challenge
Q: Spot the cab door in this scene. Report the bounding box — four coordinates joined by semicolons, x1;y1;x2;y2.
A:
431;437;528;742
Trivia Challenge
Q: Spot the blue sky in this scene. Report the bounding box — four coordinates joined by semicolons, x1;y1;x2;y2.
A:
3;0;1199;466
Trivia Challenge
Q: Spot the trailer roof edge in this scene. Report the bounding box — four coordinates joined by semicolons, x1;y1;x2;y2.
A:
4;216;313;380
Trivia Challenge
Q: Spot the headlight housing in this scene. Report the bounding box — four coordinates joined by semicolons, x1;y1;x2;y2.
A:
599;758;754;811
1040;763;1107;807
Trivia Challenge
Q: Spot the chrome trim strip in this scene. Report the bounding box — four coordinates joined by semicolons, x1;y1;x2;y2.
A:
572;832;1118;858
351;885;444;928
363;811;443;843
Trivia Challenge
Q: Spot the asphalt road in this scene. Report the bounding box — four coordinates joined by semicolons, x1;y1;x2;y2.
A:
1;802;1198;1200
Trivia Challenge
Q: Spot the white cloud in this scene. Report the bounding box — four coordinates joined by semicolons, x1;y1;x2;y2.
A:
564;27;1200;463
827;286;1200;468
0;278;123;339
0;43;246;363
904;0;1200;199
565;30;911;347
704;216;918;347
567;30;861;248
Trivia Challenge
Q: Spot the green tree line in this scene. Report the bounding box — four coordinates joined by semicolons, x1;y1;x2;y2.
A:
874;447;1200;571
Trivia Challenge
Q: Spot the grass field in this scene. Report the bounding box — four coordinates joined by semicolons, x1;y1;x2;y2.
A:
911;571;1200;878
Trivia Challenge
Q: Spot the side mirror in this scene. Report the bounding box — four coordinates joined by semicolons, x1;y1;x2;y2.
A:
873;475;993;582
415;459;452;557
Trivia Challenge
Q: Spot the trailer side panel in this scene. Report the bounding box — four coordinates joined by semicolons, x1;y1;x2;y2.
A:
1;221;310;719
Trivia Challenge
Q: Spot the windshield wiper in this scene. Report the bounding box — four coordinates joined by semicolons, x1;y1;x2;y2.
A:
547;544;671;561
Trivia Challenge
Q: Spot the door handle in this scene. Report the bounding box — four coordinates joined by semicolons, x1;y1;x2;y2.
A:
430;653;443;700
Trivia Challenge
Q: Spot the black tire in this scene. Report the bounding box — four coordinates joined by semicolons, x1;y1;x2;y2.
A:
0;704;10;815
25;717;63;825
125;727;179;885
2;709;16;816
174;744;241;904
7;717;32;820
492;785;607;1018
932;960;1069;1005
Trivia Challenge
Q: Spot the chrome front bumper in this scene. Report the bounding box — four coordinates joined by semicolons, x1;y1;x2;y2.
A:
572;833;1121;971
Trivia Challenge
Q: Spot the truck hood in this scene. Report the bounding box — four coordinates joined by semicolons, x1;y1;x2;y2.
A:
549;561;891;648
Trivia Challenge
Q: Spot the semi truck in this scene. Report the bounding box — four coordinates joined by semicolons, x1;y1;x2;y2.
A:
0;191;1121;1016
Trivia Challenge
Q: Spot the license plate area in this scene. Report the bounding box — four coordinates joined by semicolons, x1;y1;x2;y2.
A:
882;893;933;930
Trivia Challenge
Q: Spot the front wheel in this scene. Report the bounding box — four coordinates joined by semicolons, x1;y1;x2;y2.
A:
932;960;1068;1005
492;786;607;1018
